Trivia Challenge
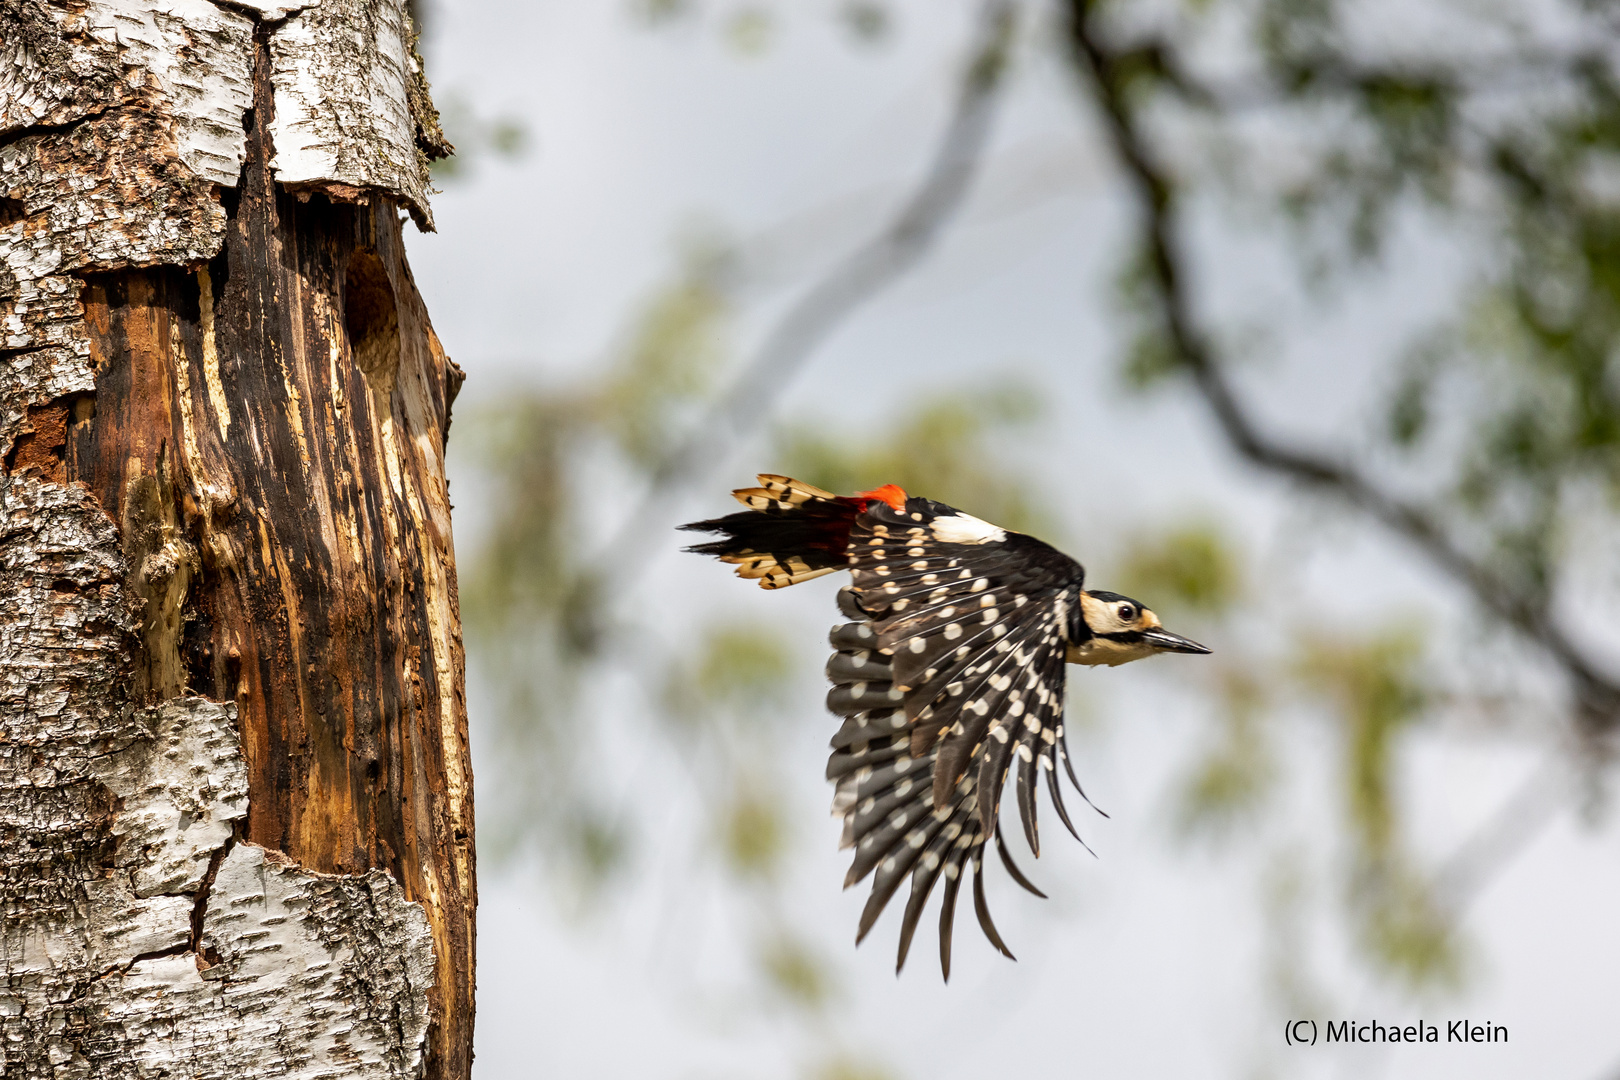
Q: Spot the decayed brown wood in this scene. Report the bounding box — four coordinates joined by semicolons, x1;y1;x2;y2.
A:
45;36;474;1080
3;0;470;1072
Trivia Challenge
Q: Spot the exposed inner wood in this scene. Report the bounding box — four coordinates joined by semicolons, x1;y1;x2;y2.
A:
61;38;474;1080
2;397;79;482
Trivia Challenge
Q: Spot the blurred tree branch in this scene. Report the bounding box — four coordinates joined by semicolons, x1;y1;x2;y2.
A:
1431;752;1574;918
1063;0;1620;737
565;0;1019;648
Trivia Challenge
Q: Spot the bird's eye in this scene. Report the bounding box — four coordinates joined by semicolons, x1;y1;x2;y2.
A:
1118;603;1136;621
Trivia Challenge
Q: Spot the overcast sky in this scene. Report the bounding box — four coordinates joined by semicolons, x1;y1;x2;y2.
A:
405;3;1620;1077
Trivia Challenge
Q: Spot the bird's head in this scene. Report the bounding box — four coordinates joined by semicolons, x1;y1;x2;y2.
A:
1067;589;1212;667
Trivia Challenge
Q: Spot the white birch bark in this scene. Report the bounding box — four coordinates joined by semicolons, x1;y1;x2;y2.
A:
0;0;453;1075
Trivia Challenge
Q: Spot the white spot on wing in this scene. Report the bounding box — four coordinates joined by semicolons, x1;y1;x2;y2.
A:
930;514;1007;545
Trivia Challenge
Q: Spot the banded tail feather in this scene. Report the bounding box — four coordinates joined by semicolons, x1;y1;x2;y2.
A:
682;475;1211;979
679;474;906;590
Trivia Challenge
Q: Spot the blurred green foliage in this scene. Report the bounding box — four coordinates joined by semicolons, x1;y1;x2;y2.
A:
838;2;892;44
814;1058;900;1080
1174;669;1274;840
630;0;896;50
601;243;735;466
1119;526;1276;841
1120;523;1240;614
690;623;794;714
631;0;696;25
778;383;1048;537
759;933;834;1008
1298;629;1459;986
724;6;774;55
719;787;787;877
429;91;529;182
1117;247;1184;390
1261;850;1323;1019
1299;630;1427;859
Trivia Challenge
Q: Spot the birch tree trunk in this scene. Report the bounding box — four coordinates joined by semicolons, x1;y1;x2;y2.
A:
0;1;474;1076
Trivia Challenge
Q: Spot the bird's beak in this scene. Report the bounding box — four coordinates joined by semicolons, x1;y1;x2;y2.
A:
1141;628;1212;655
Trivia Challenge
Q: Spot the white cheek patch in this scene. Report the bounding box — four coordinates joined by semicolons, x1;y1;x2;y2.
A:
930;513;1006;545
1078;592;1126;633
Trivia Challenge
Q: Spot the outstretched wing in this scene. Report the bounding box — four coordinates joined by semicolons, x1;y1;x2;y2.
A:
825;496;1096;976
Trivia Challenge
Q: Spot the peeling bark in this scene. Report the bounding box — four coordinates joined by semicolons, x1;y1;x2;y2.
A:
268;0;438;227
91;698;247;898
1;0;471;1077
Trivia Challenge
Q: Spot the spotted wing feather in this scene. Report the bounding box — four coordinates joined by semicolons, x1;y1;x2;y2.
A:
825;491;1092;976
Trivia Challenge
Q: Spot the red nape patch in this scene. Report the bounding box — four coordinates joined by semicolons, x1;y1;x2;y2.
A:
854;484;907;512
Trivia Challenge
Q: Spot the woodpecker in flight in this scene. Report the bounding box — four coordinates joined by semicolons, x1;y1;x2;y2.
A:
681;475;1210;978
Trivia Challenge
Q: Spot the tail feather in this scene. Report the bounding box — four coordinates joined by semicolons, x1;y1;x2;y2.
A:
732;474;839;510
682;474;889;590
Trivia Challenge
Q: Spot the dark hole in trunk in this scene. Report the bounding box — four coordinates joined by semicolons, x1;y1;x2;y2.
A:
343;251;400;398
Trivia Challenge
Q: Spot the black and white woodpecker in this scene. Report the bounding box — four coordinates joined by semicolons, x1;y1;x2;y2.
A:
681;475;1211;978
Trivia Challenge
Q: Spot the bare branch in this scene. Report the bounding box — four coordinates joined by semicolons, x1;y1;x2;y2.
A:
1430;752;1573;918
1063;0;1620;730
568;0;1020;641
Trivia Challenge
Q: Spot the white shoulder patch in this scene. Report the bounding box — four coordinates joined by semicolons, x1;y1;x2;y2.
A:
929;513;1006;545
